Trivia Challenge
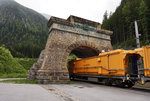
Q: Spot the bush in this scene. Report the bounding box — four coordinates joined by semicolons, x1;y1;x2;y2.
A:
15;58;37;70
67;54;77;68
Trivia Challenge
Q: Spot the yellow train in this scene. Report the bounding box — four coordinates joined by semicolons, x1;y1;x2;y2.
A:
69;46;150;88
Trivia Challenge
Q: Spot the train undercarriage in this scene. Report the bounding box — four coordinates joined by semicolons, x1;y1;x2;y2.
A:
70;74;139;88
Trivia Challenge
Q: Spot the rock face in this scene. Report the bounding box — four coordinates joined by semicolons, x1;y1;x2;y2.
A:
27;15;113;84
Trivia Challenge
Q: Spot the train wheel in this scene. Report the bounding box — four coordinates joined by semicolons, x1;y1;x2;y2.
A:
70;76;74;80
127;83;134;88
115;80;134;88
119;82;125;88
121;82;134;88
126;81;134;88
115;80;124;87
104;79;112;86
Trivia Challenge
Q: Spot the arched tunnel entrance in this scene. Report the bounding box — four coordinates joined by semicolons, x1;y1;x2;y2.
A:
67;46;100;69
70;46;99;58
65;44;100;79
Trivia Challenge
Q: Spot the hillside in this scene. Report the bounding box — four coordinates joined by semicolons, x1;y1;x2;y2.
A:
42;13;51;20
0;46;26;74
102;0;150;49
0;0;49;58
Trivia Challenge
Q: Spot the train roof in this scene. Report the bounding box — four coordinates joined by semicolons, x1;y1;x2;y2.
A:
99;49;125;56
74;45;150;61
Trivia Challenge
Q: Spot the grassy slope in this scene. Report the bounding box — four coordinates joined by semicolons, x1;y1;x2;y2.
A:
0;46;38;78
0;46;26;74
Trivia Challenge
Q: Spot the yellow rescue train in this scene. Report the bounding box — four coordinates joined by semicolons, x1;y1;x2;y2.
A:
69;45;150;88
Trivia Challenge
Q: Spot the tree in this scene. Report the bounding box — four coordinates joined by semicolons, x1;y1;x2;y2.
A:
102;0;150;49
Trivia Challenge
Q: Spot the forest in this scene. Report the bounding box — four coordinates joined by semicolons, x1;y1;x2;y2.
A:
102;0;150;49
0;0;48;58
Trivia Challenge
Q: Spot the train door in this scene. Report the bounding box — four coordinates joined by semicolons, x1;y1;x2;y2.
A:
126;55;139;77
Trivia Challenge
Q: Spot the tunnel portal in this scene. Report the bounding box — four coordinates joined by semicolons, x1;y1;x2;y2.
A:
27;15;113;84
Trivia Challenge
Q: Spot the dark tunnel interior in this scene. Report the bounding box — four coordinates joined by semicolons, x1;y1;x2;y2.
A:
70;46;99;58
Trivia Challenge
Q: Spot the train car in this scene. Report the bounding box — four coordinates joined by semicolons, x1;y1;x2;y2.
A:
69;46;150;88
135;46;150;82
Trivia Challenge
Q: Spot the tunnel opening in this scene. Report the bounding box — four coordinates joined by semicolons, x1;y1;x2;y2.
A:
67;46;99;76
70;46;99;58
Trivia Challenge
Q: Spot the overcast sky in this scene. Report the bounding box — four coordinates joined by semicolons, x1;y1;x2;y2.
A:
15;0;121;23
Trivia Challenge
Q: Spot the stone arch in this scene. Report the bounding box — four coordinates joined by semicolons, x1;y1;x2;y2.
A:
27;15;113;84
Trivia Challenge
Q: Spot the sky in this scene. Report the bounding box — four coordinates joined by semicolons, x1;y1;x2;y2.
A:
15;0;121;23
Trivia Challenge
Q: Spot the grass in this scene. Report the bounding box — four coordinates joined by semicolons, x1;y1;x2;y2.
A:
67;80;74;84
0;78;38;84
0;73;27;78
